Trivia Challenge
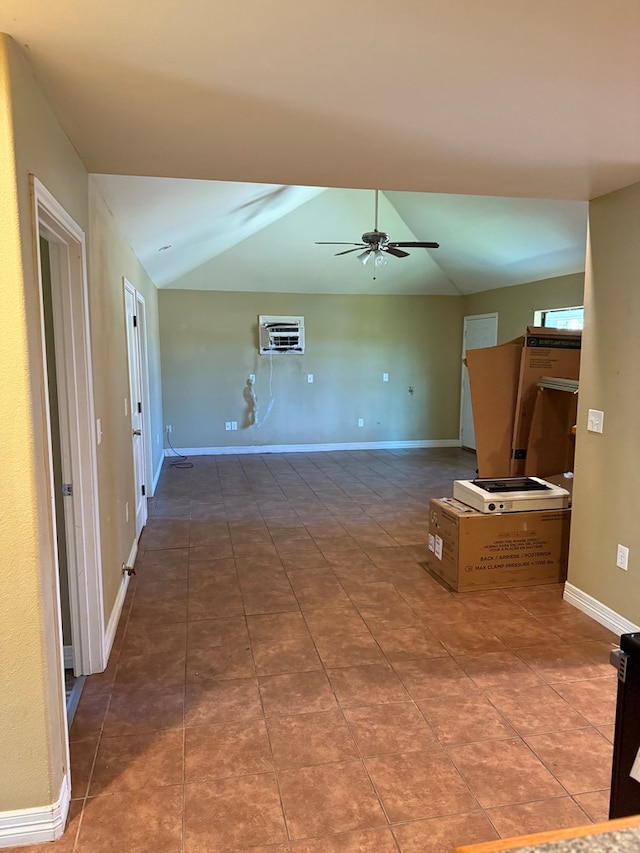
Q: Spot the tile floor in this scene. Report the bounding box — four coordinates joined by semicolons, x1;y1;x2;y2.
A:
31;449;620;852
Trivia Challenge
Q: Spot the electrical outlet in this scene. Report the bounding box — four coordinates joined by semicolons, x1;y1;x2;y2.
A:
165;424;172;434
617;544;629;571
358;418;364;427
587;409;604;433
231;421;238;430
225;421;232;431
307;374;314;383
383;373;389;382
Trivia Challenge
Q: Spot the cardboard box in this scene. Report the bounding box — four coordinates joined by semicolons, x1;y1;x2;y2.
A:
524;386;578;477
426;497;570;592
466;327;581;478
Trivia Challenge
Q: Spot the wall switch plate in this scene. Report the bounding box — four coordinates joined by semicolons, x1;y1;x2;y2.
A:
225;421;232;431
307;374;314;383
165;424;172;434
383;373;389;382
125;502;129;523
617;544;629;571
358;418;364;427
231;421;238;430
249;374;255;383
587;408;604;433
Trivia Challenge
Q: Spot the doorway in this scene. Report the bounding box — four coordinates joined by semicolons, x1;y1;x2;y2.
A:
124;279;151;538
459;313;498;450
32;177;105;697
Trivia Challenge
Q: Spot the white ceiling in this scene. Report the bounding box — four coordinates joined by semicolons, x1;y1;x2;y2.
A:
3;0;639;295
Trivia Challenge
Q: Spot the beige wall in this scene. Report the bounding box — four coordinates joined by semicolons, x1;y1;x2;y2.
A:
0;35;162;816
159;291;464;448
463;273;584;343
88;179;164;615
568;182;640;623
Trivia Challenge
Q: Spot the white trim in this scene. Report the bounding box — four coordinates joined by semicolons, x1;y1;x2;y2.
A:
32;177;105;675
0;773;70;847
563;582;640;637
165;439;461;457
460;312;498;450
103;552;134;663
63;646;74;669
152;452;164;493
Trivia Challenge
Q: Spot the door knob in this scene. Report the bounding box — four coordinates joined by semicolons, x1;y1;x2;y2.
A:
133;429;142;436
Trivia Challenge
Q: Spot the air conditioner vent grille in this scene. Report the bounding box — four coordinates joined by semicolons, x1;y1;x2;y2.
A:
258;315;305;355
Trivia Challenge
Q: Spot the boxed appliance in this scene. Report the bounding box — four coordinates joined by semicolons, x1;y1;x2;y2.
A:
426;497;571;592
465;327;581;478
452;476;570;514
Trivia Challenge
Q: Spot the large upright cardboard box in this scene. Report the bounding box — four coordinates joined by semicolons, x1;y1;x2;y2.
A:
466;327;581;478
427;498;570;592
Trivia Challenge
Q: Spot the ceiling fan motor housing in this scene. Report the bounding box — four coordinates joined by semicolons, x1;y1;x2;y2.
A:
362;229;389;246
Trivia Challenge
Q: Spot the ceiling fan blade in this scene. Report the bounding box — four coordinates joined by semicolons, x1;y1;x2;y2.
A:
335;246;366;256
315;241;363;246
388;241;440;249
383;246;410;258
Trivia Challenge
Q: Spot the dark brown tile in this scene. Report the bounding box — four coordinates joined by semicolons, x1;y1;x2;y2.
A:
344;702;437;756
187;616;249;650
103;684;185;736
69;737;99;799
327;664;410;707
279;760;386;839
573;789;611;822
247;611;311;643
184;774;287;852
456;651;544;691
485;797;591;838
185;719;273;780
291;828;399;852
486;684;590;735
89;729;184;795
186;644;255;682
314;632;387;668
76;786;183;853
447;738;565;808
185;677;263;726
365;749;477;821
552;677;617;726
115;649;186;688
524;728;613;794
515;644;608;684
392;812;498;853
371;625;447;662
392;656;476;700
429;622;508;656
418;694;516;745
69;693;110;741
259;671;339;717
267;709;359;769
253;636;323;676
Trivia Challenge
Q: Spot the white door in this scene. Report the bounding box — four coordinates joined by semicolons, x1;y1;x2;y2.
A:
124;282;148;537
460;313;498;450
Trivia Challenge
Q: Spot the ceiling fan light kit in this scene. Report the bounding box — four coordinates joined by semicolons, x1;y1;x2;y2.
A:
316;189;439;277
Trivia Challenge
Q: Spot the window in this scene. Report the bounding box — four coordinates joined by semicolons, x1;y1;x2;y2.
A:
534;306;584;330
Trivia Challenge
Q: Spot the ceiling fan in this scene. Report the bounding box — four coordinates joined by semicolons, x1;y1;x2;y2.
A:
315;190;439;276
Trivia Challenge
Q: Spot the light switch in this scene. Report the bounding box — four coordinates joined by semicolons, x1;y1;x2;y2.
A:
383;373;389;382
307;374;314;383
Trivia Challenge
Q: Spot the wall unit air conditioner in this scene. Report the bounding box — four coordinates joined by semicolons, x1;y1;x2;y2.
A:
258;315;305;355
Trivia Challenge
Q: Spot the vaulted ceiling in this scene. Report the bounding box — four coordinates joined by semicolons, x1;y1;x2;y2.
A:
3;1;639;295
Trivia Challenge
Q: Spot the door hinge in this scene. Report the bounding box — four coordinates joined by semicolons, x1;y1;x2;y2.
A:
137;401;142;413
133;314;137;327
141;484;146;496
62;483;73;497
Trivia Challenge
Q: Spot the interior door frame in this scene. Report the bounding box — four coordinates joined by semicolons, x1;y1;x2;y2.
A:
459;312;498;450
124;278;152;535
31;176;105;676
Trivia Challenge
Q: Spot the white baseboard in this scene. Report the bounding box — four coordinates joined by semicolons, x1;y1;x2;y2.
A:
63;645;74;669
0;773;70;847
563;582;640;638
102;538;137;663
164;439;461;457
152;453;164;495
